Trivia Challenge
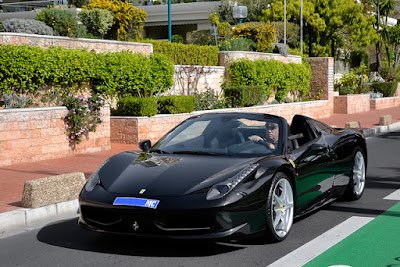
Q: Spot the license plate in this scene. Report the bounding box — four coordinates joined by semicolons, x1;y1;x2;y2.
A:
113;197;160;209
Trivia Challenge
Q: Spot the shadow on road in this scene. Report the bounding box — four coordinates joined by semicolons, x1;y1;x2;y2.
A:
37;218;247;257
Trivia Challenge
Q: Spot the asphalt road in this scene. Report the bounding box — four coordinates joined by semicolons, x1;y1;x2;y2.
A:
0;130;399;267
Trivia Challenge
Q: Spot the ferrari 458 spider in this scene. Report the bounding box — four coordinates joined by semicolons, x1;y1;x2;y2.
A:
79;112;367;241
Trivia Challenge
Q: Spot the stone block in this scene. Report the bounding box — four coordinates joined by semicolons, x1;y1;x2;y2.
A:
22;172;86;208
345;121;361;129
379;115;392;126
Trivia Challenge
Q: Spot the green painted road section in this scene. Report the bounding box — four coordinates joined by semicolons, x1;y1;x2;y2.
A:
305;202;400;267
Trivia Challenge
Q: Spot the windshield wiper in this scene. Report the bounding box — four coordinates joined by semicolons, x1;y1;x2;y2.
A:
149;149;170;154
172;150;227;156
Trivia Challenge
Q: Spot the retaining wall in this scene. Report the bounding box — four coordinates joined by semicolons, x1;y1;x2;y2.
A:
0;106;111;167
0;33;153;55
111;98;333;145
370;97;400;110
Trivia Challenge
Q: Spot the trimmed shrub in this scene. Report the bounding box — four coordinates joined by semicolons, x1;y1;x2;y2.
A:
371;82;398;97
35;8;78;37
0;45;174;99
2;18;54;36
117;97;158;116
93;52;173;97
78;8;113;38
219;37;256;52
158;95;195;114
228;59;311;102
145;40;219;66
273;43;289;57
223;85;265;107
339;87;355;95
232;21;276;52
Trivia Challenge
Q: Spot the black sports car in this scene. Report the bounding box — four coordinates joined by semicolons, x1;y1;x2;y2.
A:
79;112;367;242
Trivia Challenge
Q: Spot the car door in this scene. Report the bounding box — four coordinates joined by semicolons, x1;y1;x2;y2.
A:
288;116;336;215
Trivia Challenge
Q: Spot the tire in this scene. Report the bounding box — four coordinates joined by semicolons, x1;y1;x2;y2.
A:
265;172;294;242
343;147;366;200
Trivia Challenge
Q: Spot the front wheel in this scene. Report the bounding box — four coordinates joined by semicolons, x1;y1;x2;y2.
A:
343;148;366;200
265;173;294;242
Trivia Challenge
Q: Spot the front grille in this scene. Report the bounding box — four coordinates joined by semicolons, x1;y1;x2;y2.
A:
80;205;219;236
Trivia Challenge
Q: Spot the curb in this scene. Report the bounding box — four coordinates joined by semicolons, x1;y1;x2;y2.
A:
363;121;400;137
1;122;400;238
0;199;79;238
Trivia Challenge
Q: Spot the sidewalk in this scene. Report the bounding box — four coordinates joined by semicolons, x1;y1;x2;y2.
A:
0;106;399;218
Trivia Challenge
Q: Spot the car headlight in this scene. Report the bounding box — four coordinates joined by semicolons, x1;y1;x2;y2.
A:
84;172;100;192
84;159;109;192
206;164;258;200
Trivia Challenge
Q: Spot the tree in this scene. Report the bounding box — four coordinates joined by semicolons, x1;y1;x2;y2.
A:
215;0;272;24
386;23;400;70
260;0;378;58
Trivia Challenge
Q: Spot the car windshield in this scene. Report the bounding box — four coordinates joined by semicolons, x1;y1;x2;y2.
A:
152;113;283;157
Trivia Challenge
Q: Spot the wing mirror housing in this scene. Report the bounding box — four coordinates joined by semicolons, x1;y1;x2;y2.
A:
139;140;151;152
308;143;328;154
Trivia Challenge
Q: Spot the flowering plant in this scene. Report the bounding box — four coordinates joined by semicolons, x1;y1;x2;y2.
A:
61;91;108;145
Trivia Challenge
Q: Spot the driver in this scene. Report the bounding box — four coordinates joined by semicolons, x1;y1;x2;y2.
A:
248;122;279;150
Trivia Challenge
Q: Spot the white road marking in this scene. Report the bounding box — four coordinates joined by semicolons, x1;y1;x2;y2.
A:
384;189;400;200
267;216;373;267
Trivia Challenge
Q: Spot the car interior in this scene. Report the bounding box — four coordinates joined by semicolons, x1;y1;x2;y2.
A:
288;115;318;152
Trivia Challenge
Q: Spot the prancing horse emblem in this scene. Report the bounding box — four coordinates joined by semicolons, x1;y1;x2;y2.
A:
132;221;139;231
139;189;146;194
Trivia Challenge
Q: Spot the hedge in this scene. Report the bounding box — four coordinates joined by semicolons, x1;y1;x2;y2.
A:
144;40;219;66
158;95;195;114
0;45;174;98
228;59;311;102
371;82;398;97
223;85;265;107
117;97;158;116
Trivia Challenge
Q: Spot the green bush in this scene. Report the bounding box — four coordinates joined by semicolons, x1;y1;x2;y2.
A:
0;45;46;94
93;52;173;97
78;8;113;38
231;22;276;52
0;45;174;100
228;59;311;102
186;30;214;46
35;8;78;37
223;85;265;107
193;89;226;111
378;65;398;81
144;40;219;66
339;87;354;95
171;34;184;43
371;82;398;97
219;37;256;52
117;97;158;116
158;95;195;114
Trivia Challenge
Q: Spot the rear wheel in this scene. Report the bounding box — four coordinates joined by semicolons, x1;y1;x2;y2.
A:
344;148;366;200
265;173;294;242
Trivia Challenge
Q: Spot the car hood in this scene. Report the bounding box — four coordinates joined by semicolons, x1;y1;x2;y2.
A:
98;151;259;197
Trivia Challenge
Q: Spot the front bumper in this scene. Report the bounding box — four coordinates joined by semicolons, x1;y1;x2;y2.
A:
78;196;267;240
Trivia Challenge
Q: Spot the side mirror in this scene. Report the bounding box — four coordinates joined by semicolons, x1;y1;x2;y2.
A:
139;140;151;152
308;143;328;154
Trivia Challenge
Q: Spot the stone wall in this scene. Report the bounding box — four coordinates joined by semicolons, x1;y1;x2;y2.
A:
111;99;332;145
333;94;371;114
166;65;225;96
370;97;400;110
0;33;153;55
307;57;334;100
0;106;111;167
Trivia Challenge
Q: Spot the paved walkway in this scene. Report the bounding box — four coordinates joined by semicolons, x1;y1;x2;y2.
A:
0;106;399;214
